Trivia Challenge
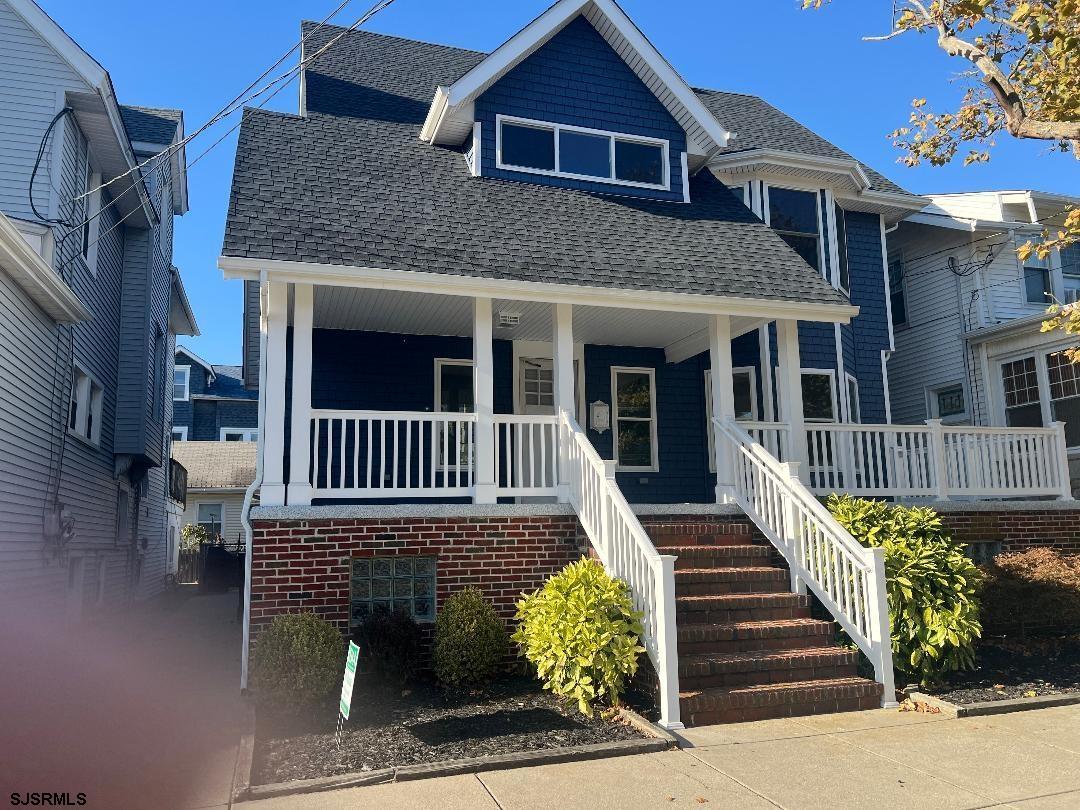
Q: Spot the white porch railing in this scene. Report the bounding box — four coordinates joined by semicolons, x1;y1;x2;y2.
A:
559;410;682;729
715;417;896;704
805;421;1071;500
309;410;476;498
494;414;560;497
740;420;789;460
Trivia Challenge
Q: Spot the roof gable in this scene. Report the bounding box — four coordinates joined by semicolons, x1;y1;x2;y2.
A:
421;0;730;155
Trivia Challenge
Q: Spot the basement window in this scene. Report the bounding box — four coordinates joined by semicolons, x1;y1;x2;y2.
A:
350;556;436;627
496;115;668;190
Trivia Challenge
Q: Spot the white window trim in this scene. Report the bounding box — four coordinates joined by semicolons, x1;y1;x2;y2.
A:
705;367;757;472
220;427;258;441
172;426;188;441
845;372;860;424
196;502;224;537
173;365;190;401
83;171;101;276
1020;254;1053;308
611;366;659;472
495;114;671;191
434;358;475;413
68;363;103;446
832;198;851;295
888;250;909;329
762;182;827;282
800;368;838;423
926;381;969;424
995;351;1052;430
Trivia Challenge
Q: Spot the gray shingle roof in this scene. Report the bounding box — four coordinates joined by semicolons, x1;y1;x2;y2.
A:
120;105;181;146
693;89;908;196
221;25;868;307
171;441;256;489
207;365;259;400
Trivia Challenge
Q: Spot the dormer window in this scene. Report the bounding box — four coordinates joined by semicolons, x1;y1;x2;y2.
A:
496;115;668;190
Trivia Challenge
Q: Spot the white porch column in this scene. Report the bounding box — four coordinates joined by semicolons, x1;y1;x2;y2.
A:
473;297;497;504
553;303;575;502
708;314;736;503
287;283;314;505
261;281;288;505
776;319;809;482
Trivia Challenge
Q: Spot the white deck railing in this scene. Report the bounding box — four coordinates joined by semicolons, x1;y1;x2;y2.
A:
716;417;896;705
559;410;682;729
740;420;789;460
805;421;1071;500
494;414;560;497
309;410;476;498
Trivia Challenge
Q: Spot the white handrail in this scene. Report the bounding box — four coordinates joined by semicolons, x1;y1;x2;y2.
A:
715;417;896;706
558;409;682;730
494;414;560;496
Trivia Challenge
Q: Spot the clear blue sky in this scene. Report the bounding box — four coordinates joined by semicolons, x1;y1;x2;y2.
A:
45;0;1080;364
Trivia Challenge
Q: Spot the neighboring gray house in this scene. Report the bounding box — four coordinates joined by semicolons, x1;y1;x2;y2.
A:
887;190;1080;492
172;345;259;442
0;0;197;622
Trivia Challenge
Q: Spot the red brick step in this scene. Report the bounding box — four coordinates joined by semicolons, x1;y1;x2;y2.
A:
676;618;835;655
675;592;810;624
674;567;789;595
678;646;859;690
679;677;883;725
665;545;774;570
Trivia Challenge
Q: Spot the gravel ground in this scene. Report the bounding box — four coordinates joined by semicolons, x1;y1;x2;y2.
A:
922;635;1080;705
254;675;647;785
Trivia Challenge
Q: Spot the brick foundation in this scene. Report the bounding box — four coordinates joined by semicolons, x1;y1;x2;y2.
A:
936;508;1080;555
249;514;585;639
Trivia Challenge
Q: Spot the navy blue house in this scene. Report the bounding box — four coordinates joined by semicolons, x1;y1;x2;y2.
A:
172;347;258;443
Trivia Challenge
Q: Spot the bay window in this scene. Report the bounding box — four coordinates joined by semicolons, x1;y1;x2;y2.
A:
497;115;668;189
1001;356;1043;427
612;367;658;470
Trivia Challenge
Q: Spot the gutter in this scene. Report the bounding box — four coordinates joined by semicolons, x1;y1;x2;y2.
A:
239;273;269;690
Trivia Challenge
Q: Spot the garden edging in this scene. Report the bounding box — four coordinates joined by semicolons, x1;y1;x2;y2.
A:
234;706;673;802
907;689;1080;718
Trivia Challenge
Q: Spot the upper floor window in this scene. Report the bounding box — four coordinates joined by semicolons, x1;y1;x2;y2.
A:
69;365;103;445
834;202;850;293
1023;256;1052;305
1064;262;1080;304
221;428;258;442
765;187;821;273
888;252;908;327
496;115;668;190
172;426;188;442
173;366;190;401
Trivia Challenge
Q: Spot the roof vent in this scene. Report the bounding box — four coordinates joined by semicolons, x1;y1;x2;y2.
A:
497;311;521;328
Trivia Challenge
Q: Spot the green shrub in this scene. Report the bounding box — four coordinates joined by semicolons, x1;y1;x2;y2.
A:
250;612;345;710
826;495;982;686
433;588;508;685
180;523;209;550
512;557;644;716
981;548;1080;634
356;609;423;686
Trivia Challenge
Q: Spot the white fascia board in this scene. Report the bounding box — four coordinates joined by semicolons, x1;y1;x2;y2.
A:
964;311;1052;344
432;0;730;150
0;213;90;324
419;86;450;142
850;188;927;212
169;267;199;337
175;343;216;381
709;149;870;192
218;255;859;325
905;211;1041;234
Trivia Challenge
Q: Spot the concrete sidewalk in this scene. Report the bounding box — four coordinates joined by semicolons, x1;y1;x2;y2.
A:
245;704;1080;809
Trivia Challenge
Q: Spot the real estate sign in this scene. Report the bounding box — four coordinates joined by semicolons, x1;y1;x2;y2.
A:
339;641;360;720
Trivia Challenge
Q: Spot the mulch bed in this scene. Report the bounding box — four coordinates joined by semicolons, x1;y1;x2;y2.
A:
253;674;647;785
920;634;1080;705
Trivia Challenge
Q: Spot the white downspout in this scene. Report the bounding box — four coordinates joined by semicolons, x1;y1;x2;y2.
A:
240;273;270;690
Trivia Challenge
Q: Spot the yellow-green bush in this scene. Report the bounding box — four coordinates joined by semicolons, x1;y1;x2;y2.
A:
512;558;644;716
826;495;982;685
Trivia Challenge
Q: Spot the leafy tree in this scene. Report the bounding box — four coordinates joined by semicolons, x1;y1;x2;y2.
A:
804;2;1078;257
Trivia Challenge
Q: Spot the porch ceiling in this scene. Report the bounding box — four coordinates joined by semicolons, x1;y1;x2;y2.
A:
310;286;763;354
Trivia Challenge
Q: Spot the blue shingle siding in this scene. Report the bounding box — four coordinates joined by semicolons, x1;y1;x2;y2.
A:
844;210;890;424
475;15;686;202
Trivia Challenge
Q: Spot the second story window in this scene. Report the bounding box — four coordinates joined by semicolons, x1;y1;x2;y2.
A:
496;115;668;190
888;253;908;327
834;202;850;293
173;366;190;401
69;365;103;445
766;187;821;273
1023;256;1051;305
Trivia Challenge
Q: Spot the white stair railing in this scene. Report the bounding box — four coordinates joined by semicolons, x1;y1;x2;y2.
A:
715;417;897;706
558;410;683;730
494;414;560;497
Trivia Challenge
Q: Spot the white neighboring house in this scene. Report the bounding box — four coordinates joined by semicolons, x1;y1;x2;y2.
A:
887;190;1080;492
170;442;256;545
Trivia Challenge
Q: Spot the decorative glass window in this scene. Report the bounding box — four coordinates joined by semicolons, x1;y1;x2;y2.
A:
173;366;190;401
834;202;850;293
497;116;668;190
931;384;966;419
801;371;836;422
1047;351;1080;447
766;187;821;273
612;367;658;470
888;253;908;326
704;368;757;471
69;365;103;445
196;503;223;538
1001;356;1043;427
522;360;554;408
220;428;258;442
1024;256;1051;305
350;556;436;626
